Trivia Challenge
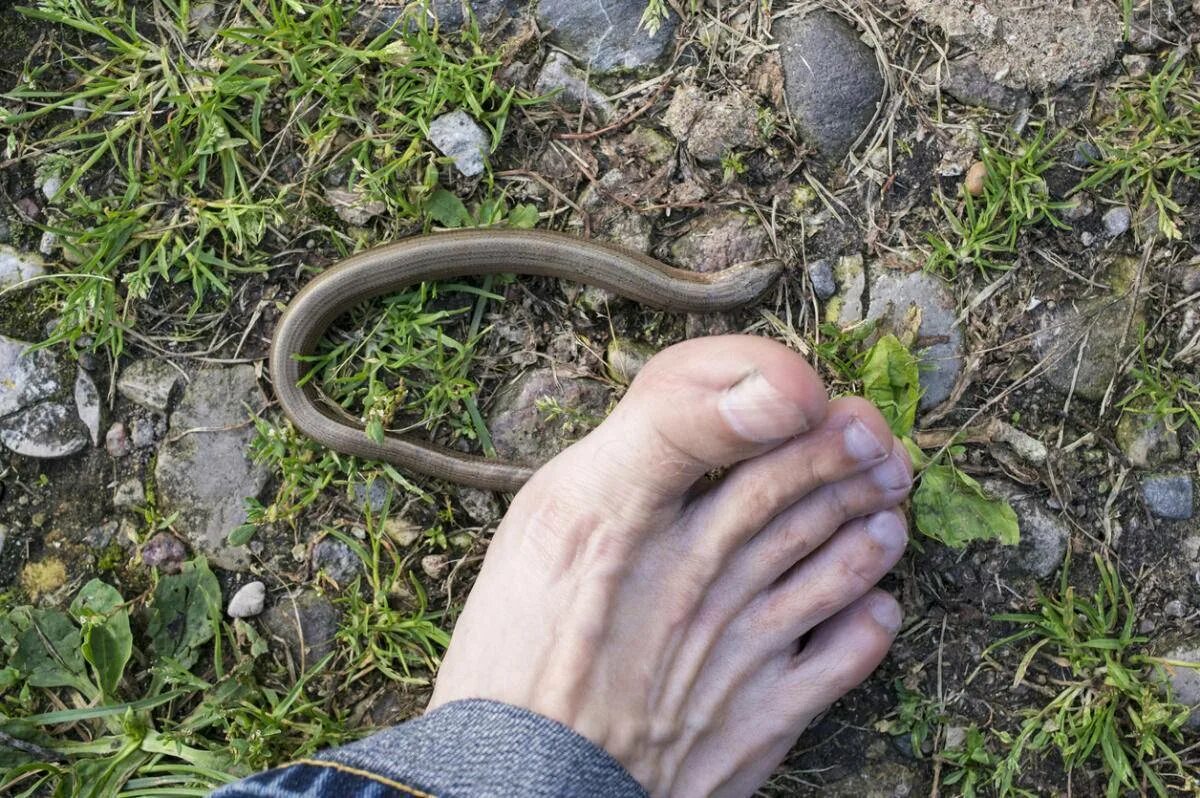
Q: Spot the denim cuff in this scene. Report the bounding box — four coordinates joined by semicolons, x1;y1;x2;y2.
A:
211;699;649;798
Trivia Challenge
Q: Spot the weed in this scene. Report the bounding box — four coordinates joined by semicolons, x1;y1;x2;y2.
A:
927;126;1069;276
986;554;1196;797
876;679;944;758
1074;57;1200;240
939;726;1016;798
1117;329;1200;434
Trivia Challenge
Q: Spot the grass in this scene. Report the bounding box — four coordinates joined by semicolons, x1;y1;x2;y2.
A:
1074;56;1200;241
926;125;1069;277
1117;329;1200;434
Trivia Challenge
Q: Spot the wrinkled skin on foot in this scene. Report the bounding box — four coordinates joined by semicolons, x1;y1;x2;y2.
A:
431;336;912;798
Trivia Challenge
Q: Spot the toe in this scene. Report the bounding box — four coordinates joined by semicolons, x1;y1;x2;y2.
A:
547;335;829;505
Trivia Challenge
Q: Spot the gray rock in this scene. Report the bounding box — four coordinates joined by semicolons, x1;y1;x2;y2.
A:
535;51;613;120
670;211;770;273
1034;286;1140;401
113;478;146;510
537;0;677;74
1012;499;1070;579
74;368;101;446
1102;206;1132;238
458;486;501;525
776;10;883;159
489;368;610;466
154;366;269;570
421;553;450;580
325;188;386;227
1073;141;1102;167
826;255;866;324
1141;474;1194;520
351;479;393;515
0;245;44;290
141;532;187;573
105;422;131;458
428;110;490;177
928;56;1027;112
260;590;339;668
867;270;965;409
0;523;6;555
0;335;62;418
227;580;266;619
1164;599;1187;619
0;401;88;458
662;85;761;164
312;537;362;586
1159;643;1200;728
117;359;182;413
1116;414;1181;468
129;417;160;449
573;169;652;253
806;258;837;300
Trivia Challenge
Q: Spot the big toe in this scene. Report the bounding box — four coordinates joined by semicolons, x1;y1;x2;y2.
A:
537;335;829;507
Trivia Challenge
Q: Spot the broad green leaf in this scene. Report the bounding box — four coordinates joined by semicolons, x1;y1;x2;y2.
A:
70;580;133;698
12;609;94;695
425;188;472;228
912;462;1020;548
506;203;539;229
146;558;221;670
227;523;257;547
862;334;922;437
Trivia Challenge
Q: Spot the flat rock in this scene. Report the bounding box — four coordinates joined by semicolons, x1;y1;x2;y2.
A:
154;365;269;571
926;55;1027;112
670;211;770;273
573;169;652;253
663;85;761;164
867;270;965;410
1116;415;1180;468
113;478;146;510
227;580;266;619
537;0;677;73
1159;643;1200;728
117;359;182;413
904;0;1121;89
1141;474;1194;520
535;51;613;120
776;10;883;160
428;110;490;177
0;400;88;458
312;537;362;586
325;187;387;227
1012;499;1069;579
260;590;339;668
0;245;44;290
0;335;62;418
489;368;610;466
74;368;101;446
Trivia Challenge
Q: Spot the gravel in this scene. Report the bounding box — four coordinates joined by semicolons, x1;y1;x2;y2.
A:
227;581;267;619
428;110;490;177
1141;474;1194;520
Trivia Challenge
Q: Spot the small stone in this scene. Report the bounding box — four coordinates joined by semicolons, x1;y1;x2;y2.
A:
964;161;987;197
141;532;187;573
312;537;361;586
534;51;613;120
458;487;501;525
806;258;837;300
129;417;159;448
105;422;131;457
227;581;266;619
927;56;1027;112
1160;644;1200;727
1116;414;1181;468
1073;141;1102;167
0;335;62;418
1123;54;1152;78
0;401;88;458
777;10;884;159
117;359;182;413
0;245;45;290
670;211;770;273
1013;502;1069;579
1141;474;1194;520
384;516;421;547
1164;599;1187;619
428;110;490;177
325;187;387;226
421;554;449;580
350;479;393;515
988;420;1048;466
663;85;761;164
572;169;652;253
38;231;57;256
260;590;339;668
1062;193;1094;221
113;478;145;510
489;368;610;466
74;367;101;446
537;0;677;73
605;337;656;385
1101;206;1132;238
0;523;6;555
825;254;866;324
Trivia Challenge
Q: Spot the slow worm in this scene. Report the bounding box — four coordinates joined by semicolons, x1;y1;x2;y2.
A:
269;229;783;492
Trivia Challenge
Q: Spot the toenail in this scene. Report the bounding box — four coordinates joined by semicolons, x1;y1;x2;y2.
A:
718;371;806;443
869;594;903;632
844;417;888;463
866;512;907;555
869;452;912;492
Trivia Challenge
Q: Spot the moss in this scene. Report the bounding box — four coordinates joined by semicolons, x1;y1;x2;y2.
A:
20;557;68;600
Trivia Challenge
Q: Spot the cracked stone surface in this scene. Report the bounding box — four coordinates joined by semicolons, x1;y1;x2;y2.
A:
0;400;88;458
428;110;491;177
117;358;182;413
154;365;269;571
0;335;62;418
537;0;678;73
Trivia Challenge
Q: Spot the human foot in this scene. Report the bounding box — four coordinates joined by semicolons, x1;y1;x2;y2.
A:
430;335;912;797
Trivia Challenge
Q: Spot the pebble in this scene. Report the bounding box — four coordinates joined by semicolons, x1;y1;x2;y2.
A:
113;478;146;510
806;258;837;300
325;187;387;227
662;85;761;164
227;580;267;619
1164;599;1187;619
776;10;884;159
1160;643;1200;727
1073;141;1102;167
428;110;490;177
825;254;866;325
117;359;182;413
260;590;339;667
669;211;771;273
1122;54;1152;78
141;532;187;573
1062;193;1094;221
0;244;45;290
105;422;131;458
964;161;987;197
74;367;101;446
537;0;677;73
534;51;613;120
1141;474;1194;520
312;537;361;586
129;417;160;448
421;554;449;580
0;401;88;458
1101;206;1132;238
1013;501;1069;579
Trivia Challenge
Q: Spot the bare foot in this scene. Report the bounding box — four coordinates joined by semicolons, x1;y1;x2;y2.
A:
431;336;912;797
